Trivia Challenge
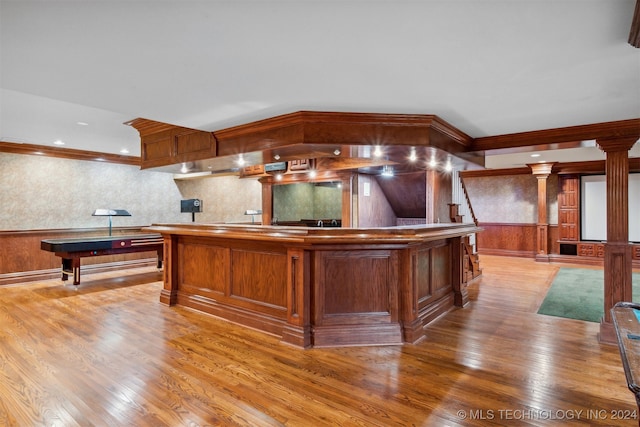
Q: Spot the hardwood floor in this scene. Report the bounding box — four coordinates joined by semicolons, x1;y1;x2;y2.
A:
0;255;637;426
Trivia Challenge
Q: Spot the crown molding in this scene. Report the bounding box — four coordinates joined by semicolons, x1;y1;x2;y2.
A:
0;141;140;166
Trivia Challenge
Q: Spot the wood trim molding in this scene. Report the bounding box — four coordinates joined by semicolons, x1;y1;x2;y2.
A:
0;141;141;166
214;111;473;146
630;0;640;48
124;118;181;137
596;136;639;153
471;119;640;152
459;167;531;178
460;158;640;178
477;222;539;227
529;162;555;176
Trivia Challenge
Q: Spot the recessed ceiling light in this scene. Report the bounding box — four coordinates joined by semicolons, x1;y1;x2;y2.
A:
530;154;541;158
53;140;65;146
119;148;129;154
77;121;89;126
444;159;453;172
381;165;394;177
409;148;417;162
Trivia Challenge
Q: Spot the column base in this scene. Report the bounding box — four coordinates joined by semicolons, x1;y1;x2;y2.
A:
598;316;617;345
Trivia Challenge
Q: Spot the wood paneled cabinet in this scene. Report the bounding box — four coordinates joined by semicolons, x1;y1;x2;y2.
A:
141;128;216;169
578;242;605;258
558;175;580;241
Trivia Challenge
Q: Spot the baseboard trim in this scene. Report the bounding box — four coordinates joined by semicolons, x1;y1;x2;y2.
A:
478;248;534;258
0;258;159;286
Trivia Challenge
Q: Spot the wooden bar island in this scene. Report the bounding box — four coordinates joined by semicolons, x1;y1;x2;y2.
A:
145;223;481;348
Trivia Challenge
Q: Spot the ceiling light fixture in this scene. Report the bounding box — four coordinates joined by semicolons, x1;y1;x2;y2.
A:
373;146;383;157
120;148;129;154
309;170;317;179
236;155;246;166
531;153;541;158
180;163;189;173
333;149;341;156
429;157;437;168
53;140;65;146
444;159;452;172
409;148;417;162
76;121;89;126
274;154;280;160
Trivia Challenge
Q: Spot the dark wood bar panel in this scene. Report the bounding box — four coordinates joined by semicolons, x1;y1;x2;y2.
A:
145;223;481;348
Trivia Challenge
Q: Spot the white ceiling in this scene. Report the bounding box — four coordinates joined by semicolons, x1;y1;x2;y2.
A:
1;0;639;168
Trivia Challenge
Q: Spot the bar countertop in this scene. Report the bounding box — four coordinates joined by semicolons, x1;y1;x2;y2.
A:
144;222;482;245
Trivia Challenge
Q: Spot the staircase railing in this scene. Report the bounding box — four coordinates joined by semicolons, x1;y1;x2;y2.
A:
451;170;477;225
459;175;478;226
452;169;482;282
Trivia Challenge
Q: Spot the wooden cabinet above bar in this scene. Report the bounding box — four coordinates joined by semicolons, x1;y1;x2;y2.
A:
126;111;481;174
145;223;481;348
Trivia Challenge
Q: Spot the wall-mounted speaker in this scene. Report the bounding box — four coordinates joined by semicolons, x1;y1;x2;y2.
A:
181;199;202;213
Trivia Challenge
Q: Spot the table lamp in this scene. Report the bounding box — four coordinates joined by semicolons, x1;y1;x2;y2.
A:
92;209;131;236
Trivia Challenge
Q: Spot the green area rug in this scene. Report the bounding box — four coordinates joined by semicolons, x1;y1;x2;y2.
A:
537;268;640;322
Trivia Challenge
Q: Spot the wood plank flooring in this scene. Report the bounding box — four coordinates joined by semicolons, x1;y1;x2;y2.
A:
0;255;637;426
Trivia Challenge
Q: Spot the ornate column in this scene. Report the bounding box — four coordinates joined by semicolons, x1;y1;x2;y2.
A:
529;162;555;261
597;137;637;344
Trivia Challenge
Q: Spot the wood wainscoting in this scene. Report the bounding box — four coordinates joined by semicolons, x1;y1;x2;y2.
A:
478;222;640;268
476;222;540;257
0;227;160;286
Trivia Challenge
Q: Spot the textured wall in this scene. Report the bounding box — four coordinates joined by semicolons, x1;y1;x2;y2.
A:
464;173;558;224
174;175;262;224
0;153;263;230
